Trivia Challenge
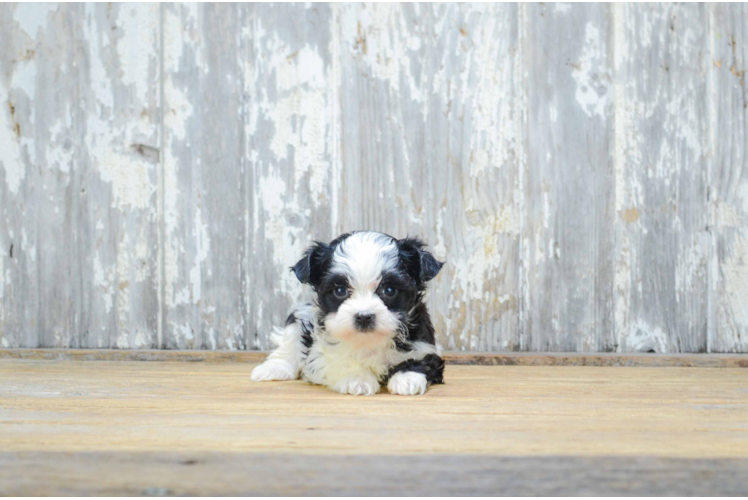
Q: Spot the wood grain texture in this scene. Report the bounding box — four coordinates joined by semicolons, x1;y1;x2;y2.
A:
1;3;747;353
161;3;247;350
78;4;161;349
709;3;748;353
245;3;336;350
3;358;747;494
1;348;747;367
0;3;76;348
523;3;615;352
0;4;161;349
3;453;748;496
1;360;747;457
337;3;522;351
614;4;711;353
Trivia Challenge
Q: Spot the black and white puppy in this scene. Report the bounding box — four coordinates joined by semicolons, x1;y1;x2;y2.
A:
251;231;445;396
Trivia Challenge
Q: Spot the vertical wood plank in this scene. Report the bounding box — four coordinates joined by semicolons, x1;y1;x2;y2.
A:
0;4;81;348
523;4;616;351
0;3;161;349
614;4;710;353
337;3;522;351
77;3;161;348
709;3;748;353
162;3;246;349
244;3;336;349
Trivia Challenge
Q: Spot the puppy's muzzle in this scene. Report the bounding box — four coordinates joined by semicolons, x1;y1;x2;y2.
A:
354;312;376;332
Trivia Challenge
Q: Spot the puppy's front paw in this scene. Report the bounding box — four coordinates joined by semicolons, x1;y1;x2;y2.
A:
332;373;380;396
250;359;297;382
387;371;427;396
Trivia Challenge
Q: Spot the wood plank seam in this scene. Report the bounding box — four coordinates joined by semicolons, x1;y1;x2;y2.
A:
0;348;746;367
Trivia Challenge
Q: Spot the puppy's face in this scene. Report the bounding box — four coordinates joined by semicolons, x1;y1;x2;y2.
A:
292;232;443;348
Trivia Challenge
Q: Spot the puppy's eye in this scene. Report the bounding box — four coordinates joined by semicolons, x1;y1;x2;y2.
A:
333;286;348;299
382;286;397;297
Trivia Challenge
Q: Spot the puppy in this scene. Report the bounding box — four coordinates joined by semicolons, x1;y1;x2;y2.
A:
251;231;445;396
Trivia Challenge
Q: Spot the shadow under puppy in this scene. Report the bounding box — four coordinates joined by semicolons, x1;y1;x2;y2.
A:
251;231;445;396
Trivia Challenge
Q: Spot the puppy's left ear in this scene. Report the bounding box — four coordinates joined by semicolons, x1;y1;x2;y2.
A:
291;241;333;288
420;248;444;282
398;237;444;284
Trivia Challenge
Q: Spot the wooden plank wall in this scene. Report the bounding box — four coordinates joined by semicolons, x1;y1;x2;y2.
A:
0;3;746;353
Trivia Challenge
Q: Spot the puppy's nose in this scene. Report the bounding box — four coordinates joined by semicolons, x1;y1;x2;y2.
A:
354;312;376;331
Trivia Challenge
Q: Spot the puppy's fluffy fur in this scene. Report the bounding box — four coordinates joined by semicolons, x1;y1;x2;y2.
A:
251;231;445;396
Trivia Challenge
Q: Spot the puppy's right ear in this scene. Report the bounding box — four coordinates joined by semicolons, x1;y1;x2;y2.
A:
291;241;332;288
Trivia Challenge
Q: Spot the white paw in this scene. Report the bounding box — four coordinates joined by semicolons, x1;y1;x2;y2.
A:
387;371;427;396
250;359;297;382
332;373;380;396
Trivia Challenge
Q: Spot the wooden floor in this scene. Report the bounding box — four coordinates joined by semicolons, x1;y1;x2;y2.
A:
1;358;747;495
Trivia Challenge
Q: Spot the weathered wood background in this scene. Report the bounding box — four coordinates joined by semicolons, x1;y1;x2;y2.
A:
1;3;746;353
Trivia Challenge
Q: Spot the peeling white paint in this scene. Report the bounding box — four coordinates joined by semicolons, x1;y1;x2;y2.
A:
225;335;236;351
0;88;24;194
20;229;34;264
268;85;329;197
660;93;704;178
116;4;158;104
256;33;330;206
613;3;629;215
675;238;706;303
433;206;447;258
542;191;551;229
715;202;743;228
0;244;4;301
340;5;400;88
626;319;669;353
116;233;131;336
614;234;631;351
95;152;155;210
162;167;185;308
340;3;425;101
163;4;205;74
84;4;114;111
133;329;148;349
47;117;74;173
721;235;748;331
94;253;114;315
468;7;516;178
134;237;149;283
2;3;746;353
11;56;37;105
189;203;210;304
116;329;129;349
1;48;39;193
13;3;56;38
450;206;518;304
163;80;194;142
161;3;196;326
571;22;610;119
171;322;194;343
83;4;159;211
256;172;305;296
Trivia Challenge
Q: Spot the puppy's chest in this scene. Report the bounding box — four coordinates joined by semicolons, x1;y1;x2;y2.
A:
302;336;394;384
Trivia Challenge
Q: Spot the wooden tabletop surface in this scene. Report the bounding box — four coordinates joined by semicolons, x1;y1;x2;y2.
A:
1;359;747;495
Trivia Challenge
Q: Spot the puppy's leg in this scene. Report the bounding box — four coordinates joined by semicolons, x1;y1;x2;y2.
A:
251;303;315;382
387;354;444;396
